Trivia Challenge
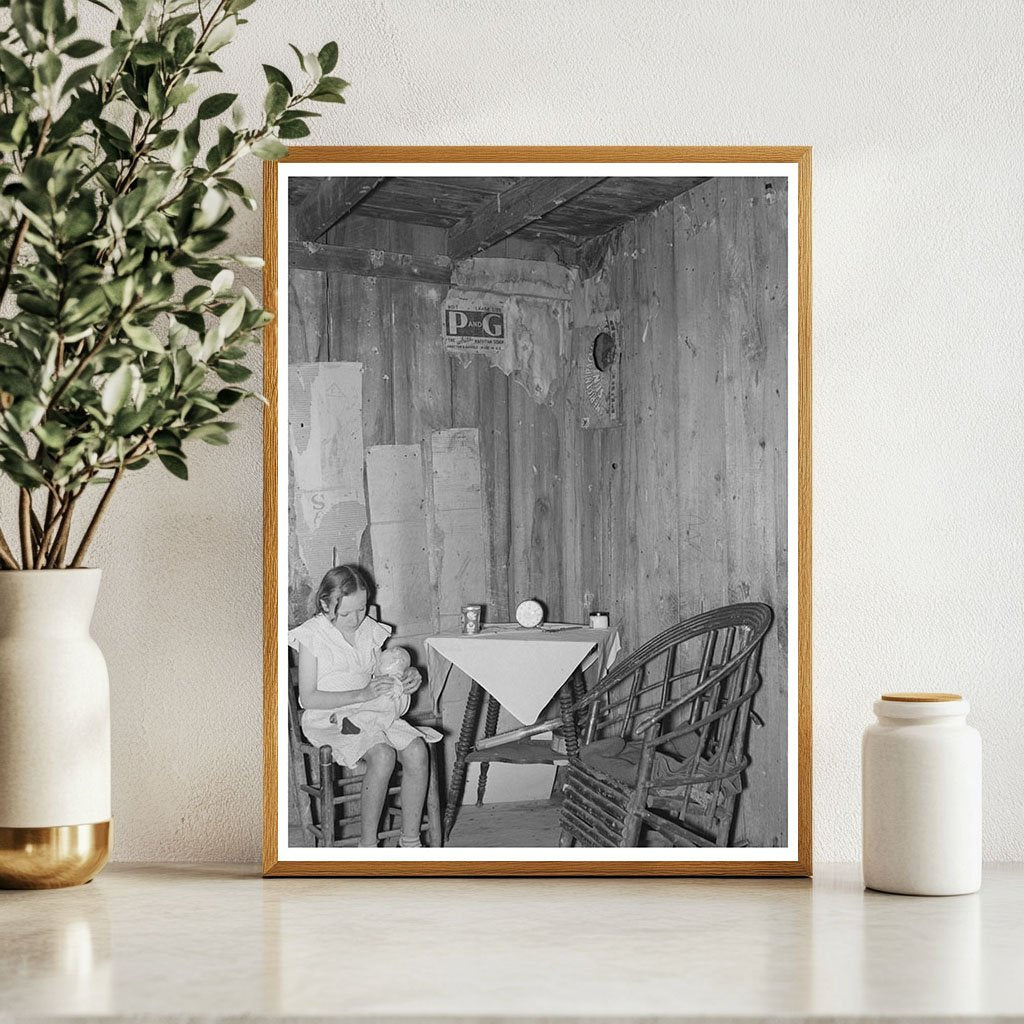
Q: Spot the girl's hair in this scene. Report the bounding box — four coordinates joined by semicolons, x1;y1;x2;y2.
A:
314;564;371;617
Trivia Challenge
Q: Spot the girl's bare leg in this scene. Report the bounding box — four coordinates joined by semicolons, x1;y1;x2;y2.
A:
397;738;429;843
359;744;397;846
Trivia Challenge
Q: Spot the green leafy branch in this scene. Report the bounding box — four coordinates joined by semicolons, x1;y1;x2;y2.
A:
0;0;346;569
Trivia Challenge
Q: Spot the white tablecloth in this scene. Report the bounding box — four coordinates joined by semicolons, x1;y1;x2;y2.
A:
426;624;621;725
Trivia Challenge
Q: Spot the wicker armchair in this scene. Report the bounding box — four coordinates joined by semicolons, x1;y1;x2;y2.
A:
559;603;773;849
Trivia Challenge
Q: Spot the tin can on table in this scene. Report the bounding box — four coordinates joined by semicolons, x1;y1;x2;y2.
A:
460;604;482;634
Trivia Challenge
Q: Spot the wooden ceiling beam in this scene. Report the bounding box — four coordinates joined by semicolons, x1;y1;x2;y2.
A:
446;177;607;260
291;177;386;242
288;240;452;285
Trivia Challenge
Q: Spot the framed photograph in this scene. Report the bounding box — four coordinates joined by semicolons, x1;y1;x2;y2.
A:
262;147;811;877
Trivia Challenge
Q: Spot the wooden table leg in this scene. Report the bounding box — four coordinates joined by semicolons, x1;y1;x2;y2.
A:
475;694;501;805
558;679;581;762
443;680;485;843
551;666;590;806
569;666;587;732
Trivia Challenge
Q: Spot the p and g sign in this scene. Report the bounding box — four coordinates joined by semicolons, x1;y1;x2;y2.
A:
442;306;506;354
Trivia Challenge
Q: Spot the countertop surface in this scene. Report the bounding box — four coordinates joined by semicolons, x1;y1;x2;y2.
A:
1;862;1022;1022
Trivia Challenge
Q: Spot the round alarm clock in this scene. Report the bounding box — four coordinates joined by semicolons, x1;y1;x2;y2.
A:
515;599;544;629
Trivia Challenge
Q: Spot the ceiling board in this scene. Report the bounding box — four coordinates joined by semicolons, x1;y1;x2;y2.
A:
287;176;712;246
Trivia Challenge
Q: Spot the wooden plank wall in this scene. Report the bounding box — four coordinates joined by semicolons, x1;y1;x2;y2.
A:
427;428;486;633
294;214;571;635
572;178;790;846
286;362;366;625
288;182;788;843
364;444;434;636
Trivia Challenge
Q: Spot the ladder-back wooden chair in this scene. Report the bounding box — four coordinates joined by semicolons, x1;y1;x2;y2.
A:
559;603;773;849
287;662;444;847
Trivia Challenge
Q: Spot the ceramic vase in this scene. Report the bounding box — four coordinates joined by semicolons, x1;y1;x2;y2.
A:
0;569;111;888
862;692;981;896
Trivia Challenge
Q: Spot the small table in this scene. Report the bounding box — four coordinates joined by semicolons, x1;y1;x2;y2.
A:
425;624;621;840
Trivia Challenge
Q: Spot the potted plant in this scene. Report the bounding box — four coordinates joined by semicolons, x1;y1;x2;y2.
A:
0;0;345;887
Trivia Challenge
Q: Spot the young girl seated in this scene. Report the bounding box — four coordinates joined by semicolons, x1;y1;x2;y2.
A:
288;564;440;848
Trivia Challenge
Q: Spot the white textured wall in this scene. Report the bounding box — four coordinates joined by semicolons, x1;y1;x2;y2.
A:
55;0;1024;862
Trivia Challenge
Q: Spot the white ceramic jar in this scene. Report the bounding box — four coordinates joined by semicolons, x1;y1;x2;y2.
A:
862;693;981;895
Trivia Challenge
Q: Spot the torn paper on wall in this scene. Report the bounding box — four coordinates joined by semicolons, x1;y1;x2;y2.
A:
447;258;579;405
288;362;367;602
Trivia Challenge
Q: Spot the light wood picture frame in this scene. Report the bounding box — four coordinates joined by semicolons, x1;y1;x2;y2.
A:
263;147;812;877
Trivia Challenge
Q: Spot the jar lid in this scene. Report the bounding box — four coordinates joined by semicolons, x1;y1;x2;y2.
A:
874;694;969;720
881;692;962;702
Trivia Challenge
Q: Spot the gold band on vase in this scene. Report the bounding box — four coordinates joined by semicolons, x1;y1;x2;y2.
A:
0;821;111;889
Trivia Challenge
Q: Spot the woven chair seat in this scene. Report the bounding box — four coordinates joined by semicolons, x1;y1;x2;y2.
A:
578;736;691;785
579;738;746;791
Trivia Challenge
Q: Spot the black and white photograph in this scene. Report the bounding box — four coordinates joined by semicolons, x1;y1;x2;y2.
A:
265;151;810;875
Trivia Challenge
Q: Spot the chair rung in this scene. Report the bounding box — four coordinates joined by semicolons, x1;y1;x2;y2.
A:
335;823;433;849
339;828;403;847
641;808;716;848
568;762;632;801
563;793;627;841
331;784;400;806
564;777;628;827
561;806;623;847
565;770;626;819
560;814;596;847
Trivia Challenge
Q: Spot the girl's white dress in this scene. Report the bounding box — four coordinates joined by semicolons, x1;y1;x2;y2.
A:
288;614;441;768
